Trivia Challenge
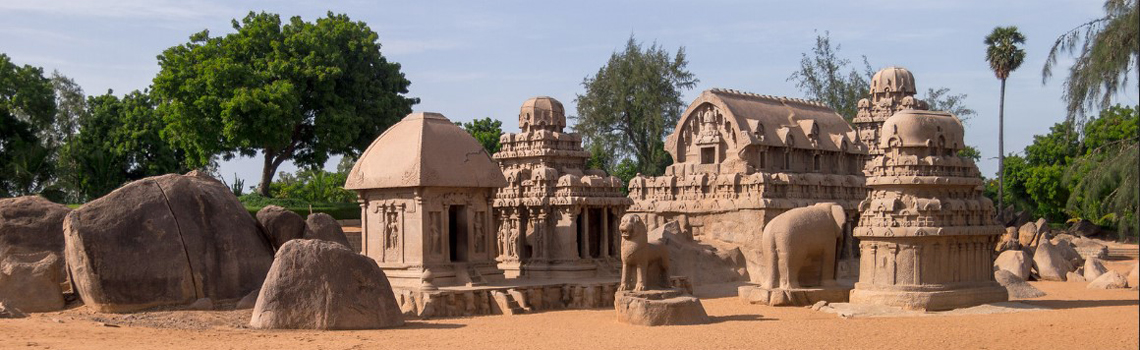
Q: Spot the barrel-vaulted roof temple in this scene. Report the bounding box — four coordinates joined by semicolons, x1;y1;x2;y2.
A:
343;66;1006;316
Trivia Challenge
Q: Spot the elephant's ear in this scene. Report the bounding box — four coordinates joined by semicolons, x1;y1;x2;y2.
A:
830;204;846;231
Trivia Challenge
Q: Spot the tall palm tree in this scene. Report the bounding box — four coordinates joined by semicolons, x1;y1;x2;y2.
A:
984;26;1027;213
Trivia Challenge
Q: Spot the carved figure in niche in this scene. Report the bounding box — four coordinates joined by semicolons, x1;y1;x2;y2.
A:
508;219;520;258
429;212;442;255
473;212;485;253
527;210;546;259
759;203;845;289
385;211;399;249
618;214;671;291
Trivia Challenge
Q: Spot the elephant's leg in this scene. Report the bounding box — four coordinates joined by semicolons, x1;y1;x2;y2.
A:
821;241;838;286
777;250;792;289
762;235;779;289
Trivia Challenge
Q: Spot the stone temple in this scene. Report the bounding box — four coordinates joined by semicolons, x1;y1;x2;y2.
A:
849;107;1008;310
853;66;929;158
492;96;632;279
627;88;868;282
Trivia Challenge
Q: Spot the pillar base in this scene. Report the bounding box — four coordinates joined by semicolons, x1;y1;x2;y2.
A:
849;283;1009;311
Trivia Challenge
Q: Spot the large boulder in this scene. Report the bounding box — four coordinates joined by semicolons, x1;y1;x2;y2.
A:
256;206;306;250
1053;240;1083;268
1087;271;1128;290
996;227;1020;252
304;213;352;249
1068;219;1101;237
994;250;1032;281
250;239;403;330
1072;239;1108;260
994;270;1046;299
1083;257;1108;281
1017;222;1039;247
64;174;275;313
1033;241;1072;281
0;196;71;312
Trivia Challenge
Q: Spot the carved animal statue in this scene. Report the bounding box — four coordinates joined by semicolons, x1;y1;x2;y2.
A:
618;214;670;291
760;202;846;290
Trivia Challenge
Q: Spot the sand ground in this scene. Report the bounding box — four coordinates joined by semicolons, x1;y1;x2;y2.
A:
2;260;1137;350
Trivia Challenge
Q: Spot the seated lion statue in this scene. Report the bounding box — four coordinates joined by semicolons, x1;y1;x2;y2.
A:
618;214;670;291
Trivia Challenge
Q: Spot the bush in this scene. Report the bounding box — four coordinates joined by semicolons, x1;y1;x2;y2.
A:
238;193;360;220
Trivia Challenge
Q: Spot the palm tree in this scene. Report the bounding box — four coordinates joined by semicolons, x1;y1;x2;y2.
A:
984;26;1027;214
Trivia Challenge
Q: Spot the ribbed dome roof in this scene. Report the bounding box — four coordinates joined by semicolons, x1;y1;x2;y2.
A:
870;67;917;95
519;96;565;132
879;109;964;150
345;112;507;190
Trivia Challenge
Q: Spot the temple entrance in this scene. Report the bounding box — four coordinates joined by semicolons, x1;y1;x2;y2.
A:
588;208;603;258
449;205;469;262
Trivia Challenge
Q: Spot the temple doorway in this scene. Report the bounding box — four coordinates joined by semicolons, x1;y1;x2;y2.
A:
449;205;469;262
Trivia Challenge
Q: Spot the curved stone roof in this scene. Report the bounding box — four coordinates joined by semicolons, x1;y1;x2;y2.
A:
519;96;566;132
870;66;917;95
879;109;965;149
345;112;507;190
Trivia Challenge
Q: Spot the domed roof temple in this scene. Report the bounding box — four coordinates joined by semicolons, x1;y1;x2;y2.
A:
346;112;508;289
853;67;929;158
492;96;632;278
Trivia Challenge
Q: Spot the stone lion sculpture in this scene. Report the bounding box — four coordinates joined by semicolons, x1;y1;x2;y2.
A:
760;202;846;290
618;214;670;291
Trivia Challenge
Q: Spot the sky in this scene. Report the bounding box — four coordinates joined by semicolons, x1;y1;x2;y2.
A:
2;0;1135;186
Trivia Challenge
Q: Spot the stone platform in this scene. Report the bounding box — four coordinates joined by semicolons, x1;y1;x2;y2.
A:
614;289;709;326
737;284;852;306
848;283;1009;311
394;276;693;319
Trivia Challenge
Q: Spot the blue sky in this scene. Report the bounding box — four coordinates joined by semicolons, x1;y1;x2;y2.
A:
2;0;1135;185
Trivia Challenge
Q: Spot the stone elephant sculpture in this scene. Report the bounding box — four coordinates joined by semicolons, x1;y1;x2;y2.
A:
760;202;846;290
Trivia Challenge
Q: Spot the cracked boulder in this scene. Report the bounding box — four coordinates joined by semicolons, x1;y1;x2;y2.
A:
0;196;71;312
64;173;274;312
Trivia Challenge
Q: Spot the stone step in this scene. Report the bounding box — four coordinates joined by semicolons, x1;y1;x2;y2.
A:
490;290;525;315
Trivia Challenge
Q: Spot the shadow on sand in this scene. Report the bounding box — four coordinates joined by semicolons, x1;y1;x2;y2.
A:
397;321;467;330
1021;299;1139;310
708;314;776;324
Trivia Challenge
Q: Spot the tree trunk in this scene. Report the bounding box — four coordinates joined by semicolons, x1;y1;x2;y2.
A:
998;78;1006;213
258;151;279;197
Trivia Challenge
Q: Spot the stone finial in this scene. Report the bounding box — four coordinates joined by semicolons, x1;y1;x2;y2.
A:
519;96;566;132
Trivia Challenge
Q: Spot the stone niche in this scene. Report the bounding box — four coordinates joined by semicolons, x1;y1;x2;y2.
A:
849;108;1008;311
346;112;508;290
491;96;632;279
627;89;868;283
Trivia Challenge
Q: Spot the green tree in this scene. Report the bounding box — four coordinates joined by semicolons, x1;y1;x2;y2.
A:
1043;0;1138;121
788;31;872;120
921;87;977;122
458;117;504;154
984;26;1028;212
958;145;982;162
573;36;697;176
1065;105;1138;239
0;54;57;197
58;90;189;200
152;11;418;196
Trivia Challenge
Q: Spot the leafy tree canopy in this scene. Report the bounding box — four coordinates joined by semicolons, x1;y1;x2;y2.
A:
0;53;57;197
458;117;504;154
1044;0;1138;121
788;31;872;121
574;36;697;176
152;11;418;196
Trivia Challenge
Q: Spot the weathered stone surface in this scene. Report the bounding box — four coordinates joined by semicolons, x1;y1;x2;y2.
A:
0;301;26;318
235;289;259;310
1033;241;1072;281
1066;271;1085;282
304;213;352;249
651;221;747;285
738;284;850;306
994;250;1032;281
994;270;1045;299
1017;222;1039;247
614;290;709;326
64;174;274;313
1072;239;1108;260
256;206;306;250
1087;271;1128;290
1068;219;1100;237
1083;258;1108;281
1054;241;1083;269
1127;263;1139;288
0;251;65;312
0;196;71;313
251;239;403;330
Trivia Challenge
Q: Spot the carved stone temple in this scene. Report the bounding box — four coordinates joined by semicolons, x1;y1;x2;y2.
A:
852;66;930;158
346;112;508;289
626;89;868;282
492;96;632;278
849;107;1008;310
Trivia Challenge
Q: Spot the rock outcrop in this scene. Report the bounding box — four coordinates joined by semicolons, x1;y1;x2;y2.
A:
1083;258;1108;281
994;250;1032;281
64;173;274;312
1127;263;1138;288
1087;271;1128;290
255;206;306;250
1033;241;1072;281
250;239;403;330
0;196;71;312
304;213;352;249
994;270;1045;299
